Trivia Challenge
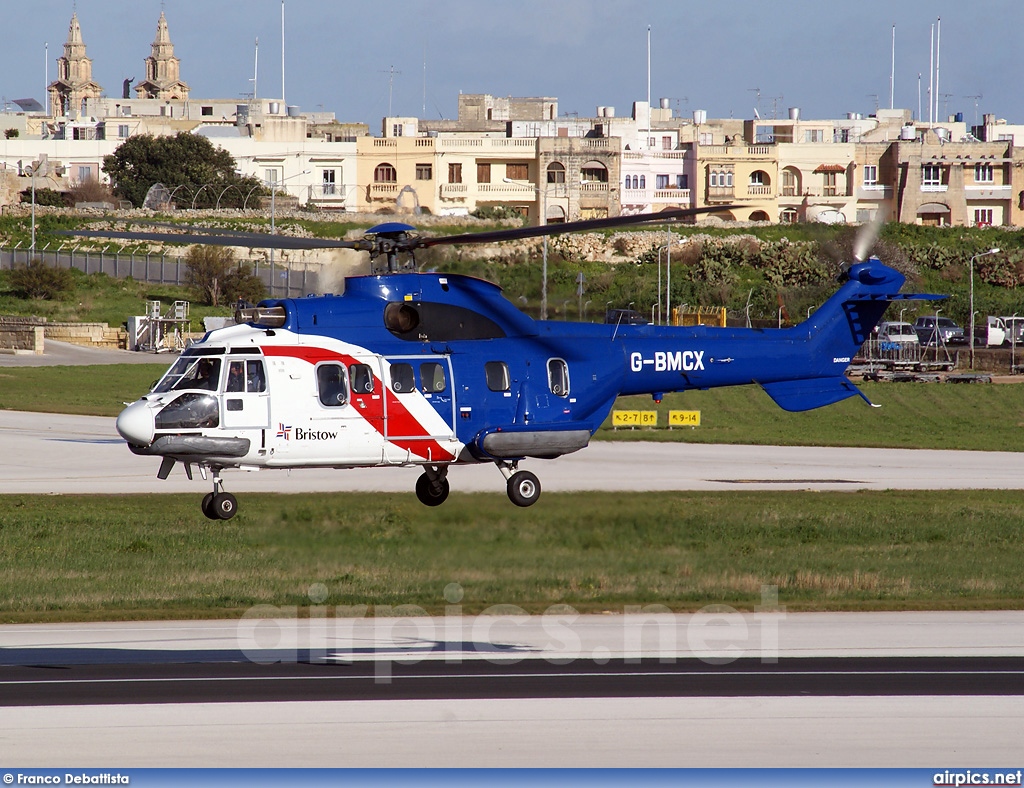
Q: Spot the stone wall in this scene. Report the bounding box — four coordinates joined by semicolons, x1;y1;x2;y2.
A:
0;315;126;350
43;322;126;349
0;316;44;354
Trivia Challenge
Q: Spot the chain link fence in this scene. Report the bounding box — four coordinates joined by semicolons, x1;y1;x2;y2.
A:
0;245;321;299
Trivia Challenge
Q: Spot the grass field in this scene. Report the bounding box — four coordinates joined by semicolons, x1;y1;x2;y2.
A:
1;490;1023;622
2;365;1023;622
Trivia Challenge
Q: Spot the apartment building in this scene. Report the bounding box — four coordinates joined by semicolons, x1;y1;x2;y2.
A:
5;12;1024;229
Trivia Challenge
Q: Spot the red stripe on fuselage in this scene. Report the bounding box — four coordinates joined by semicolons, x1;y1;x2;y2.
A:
261;345;455;462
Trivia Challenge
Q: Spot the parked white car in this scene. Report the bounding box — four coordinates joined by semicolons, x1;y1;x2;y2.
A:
876;321;920;345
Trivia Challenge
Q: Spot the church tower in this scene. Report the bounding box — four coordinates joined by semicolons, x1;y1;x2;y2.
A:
135;11;190;100
47;13;104;117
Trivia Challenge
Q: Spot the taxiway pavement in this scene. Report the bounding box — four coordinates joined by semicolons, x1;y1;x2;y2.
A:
3;408;1024;496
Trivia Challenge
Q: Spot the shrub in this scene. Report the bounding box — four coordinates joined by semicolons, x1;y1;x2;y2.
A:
184;245;266;306
67;178;116;205
19;187;66;207
8;260;75;300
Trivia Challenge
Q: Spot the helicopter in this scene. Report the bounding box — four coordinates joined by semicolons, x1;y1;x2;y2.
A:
70;208;939;520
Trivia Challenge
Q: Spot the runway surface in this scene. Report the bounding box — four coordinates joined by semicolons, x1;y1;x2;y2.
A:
3;380;1024;766
5;409;1024;495
2;613;1024;766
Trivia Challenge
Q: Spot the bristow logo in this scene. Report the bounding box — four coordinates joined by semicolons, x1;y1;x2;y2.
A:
294;428;339;440
276;424;337;441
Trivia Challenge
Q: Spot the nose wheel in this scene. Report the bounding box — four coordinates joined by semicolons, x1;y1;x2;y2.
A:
201;469;237;520
415;466;450;506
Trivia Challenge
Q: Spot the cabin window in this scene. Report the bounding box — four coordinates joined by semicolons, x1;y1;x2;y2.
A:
348;363;375;394
246;360;266;392
485;361;510;392
225;359;264;393
226;361;246;393
390;363;415;393
547;358;569;397
420;362;447;393
316;363;349;407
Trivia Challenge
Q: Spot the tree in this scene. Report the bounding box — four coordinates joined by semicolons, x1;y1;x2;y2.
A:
184;245;266;306
102;132;265;209
4;128;18;139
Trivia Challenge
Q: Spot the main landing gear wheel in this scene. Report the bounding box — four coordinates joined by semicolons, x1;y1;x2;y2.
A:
202;491;238;520
507;470;541;507
415;472;450;506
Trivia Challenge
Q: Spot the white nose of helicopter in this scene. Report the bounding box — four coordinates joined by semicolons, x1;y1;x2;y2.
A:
116;400;156;446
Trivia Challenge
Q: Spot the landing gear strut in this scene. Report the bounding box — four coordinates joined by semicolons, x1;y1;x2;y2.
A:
415;465;450;506
200;467;237;520
496;461;541;507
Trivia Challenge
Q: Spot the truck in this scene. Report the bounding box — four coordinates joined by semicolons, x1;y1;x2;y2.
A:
913;315;966;346
972;316;1024;347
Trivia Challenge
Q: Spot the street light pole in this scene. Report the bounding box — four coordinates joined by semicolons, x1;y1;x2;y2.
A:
969;247;1000;369
26;163;37;254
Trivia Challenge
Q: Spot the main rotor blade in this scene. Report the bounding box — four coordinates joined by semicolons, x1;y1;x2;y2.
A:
415;205;738;248
60;228;365;251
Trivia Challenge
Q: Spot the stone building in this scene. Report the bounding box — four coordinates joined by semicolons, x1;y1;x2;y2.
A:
47;13;103;119
134;12;190;101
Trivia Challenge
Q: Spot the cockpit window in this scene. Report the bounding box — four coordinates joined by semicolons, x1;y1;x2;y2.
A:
155;392;219;430
153;357;221;393
316;363;348;407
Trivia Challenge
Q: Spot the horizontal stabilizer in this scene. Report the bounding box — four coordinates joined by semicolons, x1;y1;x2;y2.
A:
760;376;863;413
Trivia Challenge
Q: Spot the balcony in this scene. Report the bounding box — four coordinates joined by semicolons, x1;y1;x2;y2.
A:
746;185;772;196
436;137;537;154
856;185;893;200
622;188;692;206
369;183;398;199
307;184;347;205
965;185;1012;199
478;182;537;198
440;183;468;200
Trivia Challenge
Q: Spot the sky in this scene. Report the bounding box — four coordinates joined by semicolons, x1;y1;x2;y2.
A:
1;0;1022;129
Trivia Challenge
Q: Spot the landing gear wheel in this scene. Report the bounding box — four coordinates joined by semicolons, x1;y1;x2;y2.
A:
507;470;541;507
201;492;218;520
415;472;450;506
212;492;237;520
